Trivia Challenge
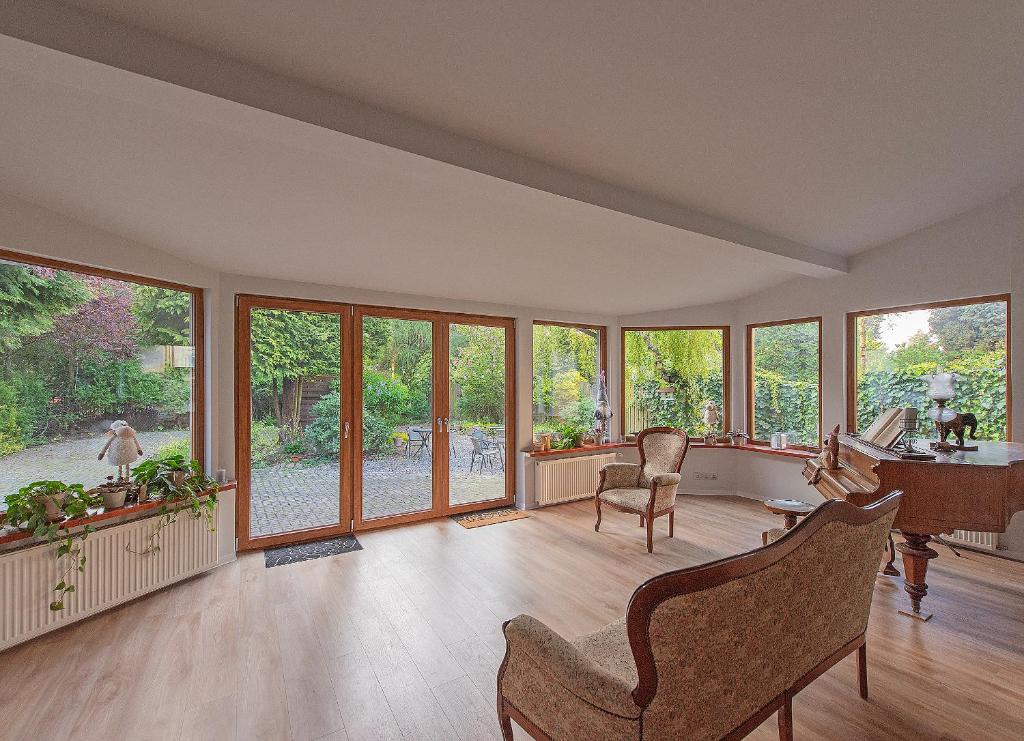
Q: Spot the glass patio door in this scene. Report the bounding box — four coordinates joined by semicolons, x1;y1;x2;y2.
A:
236;296;354;550
354;309;515;529
447;319;513;511
355;308;438;526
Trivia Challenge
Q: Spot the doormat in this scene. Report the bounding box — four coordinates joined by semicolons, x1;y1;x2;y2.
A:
264;535;362;568
451;507;530;529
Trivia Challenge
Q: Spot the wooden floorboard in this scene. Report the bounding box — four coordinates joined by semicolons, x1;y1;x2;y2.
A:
1;494;1022;740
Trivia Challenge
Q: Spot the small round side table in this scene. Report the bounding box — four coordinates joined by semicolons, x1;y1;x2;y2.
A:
762;498;816;545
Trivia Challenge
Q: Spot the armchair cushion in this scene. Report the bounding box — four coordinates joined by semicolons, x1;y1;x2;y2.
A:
650;473;681;487
501;614;640;719
599;462;641;491
597;487;652;513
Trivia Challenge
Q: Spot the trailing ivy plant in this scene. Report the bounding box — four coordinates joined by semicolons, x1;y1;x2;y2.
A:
2;480;100;611
128;453;218;556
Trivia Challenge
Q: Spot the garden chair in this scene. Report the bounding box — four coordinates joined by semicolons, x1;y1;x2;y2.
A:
407;427;431;459
470;428;501;472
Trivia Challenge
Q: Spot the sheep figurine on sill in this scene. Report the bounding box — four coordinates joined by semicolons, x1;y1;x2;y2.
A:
98;420;144;482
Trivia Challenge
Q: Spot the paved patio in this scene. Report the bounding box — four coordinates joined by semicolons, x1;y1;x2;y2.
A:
250;441;505;536
0;430;188;500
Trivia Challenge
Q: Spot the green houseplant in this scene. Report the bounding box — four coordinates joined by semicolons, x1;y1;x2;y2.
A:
3;480;100;611
129;453;219;555
552;421;589;450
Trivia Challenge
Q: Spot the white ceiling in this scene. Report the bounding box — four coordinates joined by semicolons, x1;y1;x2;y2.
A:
61;0;1024;254
0;45;795;314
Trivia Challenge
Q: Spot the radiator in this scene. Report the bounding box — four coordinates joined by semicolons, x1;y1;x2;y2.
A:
535;453;618;507
947;529;1001;551
1;507;220;651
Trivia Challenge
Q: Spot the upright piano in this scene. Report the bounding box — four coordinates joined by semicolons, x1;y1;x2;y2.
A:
803;433;1024;620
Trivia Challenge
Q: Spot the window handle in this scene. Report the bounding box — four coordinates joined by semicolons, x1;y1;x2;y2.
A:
444;417;450;431
343;421;350;439
437;417;444;430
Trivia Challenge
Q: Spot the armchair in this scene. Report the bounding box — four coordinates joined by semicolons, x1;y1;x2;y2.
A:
498;491;903;740
595;427;689;552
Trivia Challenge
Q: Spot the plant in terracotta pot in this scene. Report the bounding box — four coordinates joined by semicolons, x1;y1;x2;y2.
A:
129;453;219;555
3;480;100;611
91;475;131;510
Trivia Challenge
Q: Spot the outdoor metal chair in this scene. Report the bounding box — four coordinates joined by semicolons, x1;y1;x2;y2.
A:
469;429;500;472
407;427;432;459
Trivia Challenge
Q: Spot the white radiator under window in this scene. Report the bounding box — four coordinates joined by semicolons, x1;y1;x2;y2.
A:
535;453;618;507
947;529;1001;551
1;507;220;651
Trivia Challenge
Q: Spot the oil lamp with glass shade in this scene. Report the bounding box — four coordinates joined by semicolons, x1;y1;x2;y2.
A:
921;372;969;452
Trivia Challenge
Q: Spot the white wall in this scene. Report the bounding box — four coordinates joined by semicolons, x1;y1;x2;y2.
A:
620;185;1024;556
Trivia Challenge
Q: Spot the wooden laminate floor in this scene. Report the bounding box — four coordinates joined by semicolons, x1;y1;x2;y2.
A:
1;495;1023;740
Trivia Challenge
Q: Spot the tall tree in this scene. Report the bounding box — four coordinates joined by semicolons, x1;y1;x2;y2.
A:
250;309;340;433
132;284;192;345
928;302;1006;355
0;265;89;353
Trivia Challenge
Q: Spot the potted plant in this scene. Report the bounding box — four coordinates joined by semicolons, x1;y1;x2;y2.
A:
3;480;100;611
91;475;131;509
129;453;219;555
553;422;587;450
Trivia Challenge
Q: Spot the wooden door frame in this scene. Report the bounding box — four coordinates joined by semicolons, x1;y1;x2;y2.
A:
234;294;354;551
353;307;517;531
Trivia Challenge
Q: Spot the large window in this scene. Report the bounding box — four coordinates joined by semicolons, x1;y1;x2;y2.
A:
848;295;1010;440
747;318;821;447
622;327;729;436
532;322;605;438
0;249;202;507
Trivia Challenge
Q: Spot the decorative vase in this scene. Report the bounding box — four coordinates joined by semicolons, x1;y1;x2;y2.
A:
171;470;187;487
137;483;148;503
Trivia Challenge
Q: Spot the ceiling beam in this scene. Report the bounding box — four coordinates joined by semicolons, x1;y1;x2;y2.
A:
1;0;847;277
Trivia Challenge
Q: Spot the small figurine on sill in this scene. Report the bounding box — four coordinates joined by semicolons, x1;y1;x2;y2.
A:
702;401;721;445
98;420;144;482
822;424;841;470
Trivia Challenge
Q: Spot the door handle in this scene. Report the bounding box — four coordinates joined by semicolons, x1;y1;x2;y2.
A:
343;421;350;438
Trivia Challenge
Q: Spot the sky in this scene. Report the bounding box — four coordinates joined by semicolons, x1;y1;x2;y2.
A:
878;309;931;350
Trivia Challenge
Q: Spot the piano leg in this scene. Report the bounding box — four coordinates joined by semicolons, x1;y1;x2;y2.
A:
881;532;900;577
896;533;938;621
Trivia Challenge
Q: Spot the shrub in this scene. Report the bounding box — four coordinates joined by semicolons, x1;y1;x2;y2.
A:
305;391;340;456
250;419;282;467
155;437;190;460
0;404;24;457
362;411;394;454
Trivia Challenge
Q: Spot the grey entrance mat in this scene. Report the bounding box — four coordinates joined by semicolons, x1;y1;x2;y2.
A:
264;535;362;568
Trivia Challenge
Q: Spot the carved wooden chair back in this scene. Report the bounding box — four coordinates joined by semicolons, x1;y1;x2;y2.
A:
637;426;690;483
623;491;901;739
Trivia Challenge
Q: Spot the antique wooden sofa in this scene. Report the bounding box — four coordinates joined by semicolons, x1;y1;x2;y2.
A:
498;491;902;740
